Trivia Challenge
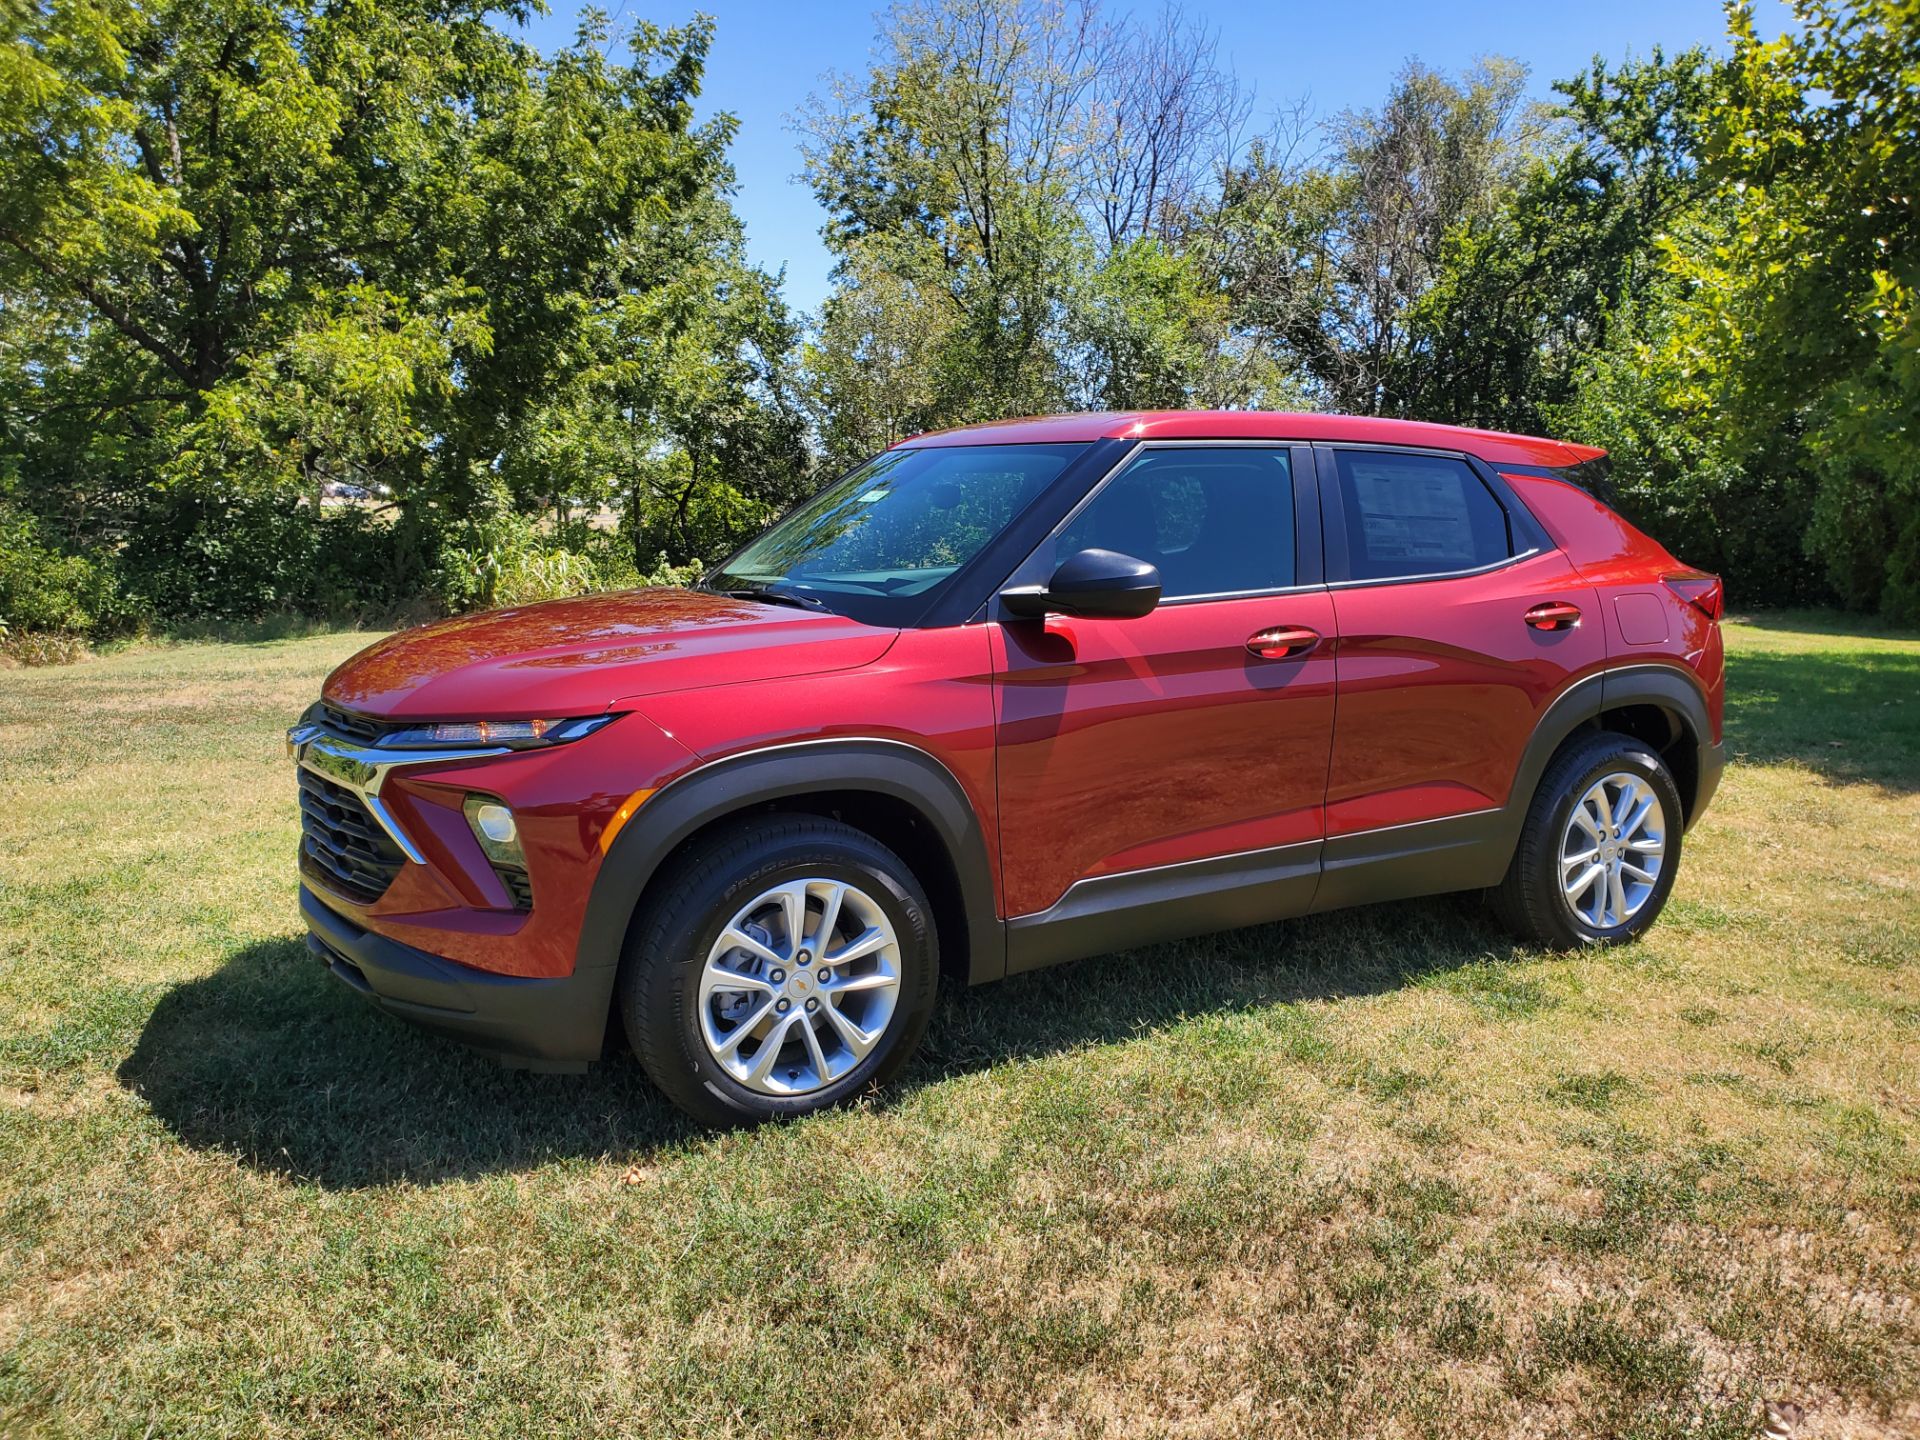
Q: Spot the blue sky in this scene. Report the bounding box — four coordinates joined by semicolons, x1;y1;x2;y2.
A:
508;1;1792;315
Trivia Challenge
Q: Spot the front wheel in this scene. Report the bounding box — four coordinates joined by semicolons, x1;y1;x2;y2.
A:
619;815;938;1125
1491;731;1684;949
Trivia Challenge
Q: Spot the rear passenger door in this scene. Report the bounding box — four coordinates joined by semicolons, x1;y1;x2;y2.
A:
1315;444;1606;905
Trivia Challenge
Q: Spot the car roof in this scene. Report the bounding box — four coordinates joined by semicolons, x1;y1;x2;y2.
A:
896;410;1605;469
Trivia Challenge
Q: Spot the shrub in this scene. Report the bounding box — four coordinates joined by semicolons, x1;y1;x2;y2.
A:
424;508;702;615
119;488;326;622
0;625;90;666
308;506;421;620
9;482;714;663
119;487;420;625
0;506;118;634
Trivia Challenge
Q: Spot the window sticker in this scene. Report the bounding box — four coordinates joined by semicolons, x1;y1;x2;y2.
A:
1346;459;1480;568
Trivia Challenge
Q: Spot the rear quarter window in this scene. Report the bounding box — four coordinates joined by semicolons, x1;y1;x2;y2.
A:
1332;450;1513;582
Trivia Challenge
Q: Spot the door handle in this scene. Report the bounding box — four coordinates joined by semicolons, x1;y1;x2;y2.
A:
1524;601;1582;631
1246;626;1321;659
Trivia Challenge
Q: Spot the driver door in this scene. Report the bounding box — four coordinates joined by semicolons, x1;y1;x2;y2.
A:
990;444;1335;964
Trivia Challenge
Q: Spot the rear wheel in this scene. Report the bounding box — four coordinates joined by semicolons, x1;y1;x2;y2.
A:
619;815;938;1125
1492;731;1683;948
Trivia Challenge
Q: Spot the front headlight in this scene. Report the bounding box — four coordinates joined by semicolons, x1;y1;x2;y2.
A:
381;714;616;750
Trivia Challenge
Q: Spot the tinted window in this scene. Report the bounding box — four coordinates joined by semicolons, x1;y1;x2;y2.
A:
711;443;1086;624
1057;448;1295;600
1332;450;1512;581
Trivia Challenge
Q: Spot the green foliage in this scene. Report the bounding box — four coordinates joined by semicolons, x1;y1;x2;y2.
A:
800;0;1917;619
798;0;1284;465
1550;288;1823;607
1662;0;1920;621
425;508;700;613
0;0;806;638
1394;49;1722;432
1069;239;1230;410
0;504;117;632
1274;57;1549;415
116;489;415;623
3;0;1916;638
802;236;959;461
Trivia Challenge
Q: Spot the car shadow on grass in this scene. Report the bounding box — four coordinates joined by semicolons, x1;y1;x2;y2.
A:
119;895;1519;1190
1721;645;1920;796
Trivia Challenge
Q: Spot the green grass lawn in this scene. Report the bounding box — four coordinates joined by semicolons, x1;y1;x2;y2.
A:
1;613;1915;1438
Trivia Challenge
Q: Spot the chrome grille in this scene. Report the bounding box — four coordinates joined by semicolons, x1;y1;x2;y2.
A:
297;768;406;904
319;702;395;745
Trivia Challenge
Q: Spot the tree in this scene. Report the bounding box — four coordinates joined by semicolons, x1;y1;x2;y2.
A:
1552;277;1821;604
1662;0;1920;620
803;237;958;465
1391;49;1722;432
0;0;803;626
1075;3;1248;249
1211;58;1545;414
800;0;1105;429
800;0;1286;442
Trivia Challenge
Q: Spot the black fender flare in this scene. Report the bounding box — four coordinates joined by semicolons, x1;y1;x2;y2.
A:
576;738;1004;985
1500;662;1718;855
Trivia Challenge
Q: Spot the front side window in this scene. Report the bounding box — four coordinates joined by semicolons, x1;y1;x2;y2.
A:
709;443;1086;625
1054;447;1296;600
1332;450;1513;581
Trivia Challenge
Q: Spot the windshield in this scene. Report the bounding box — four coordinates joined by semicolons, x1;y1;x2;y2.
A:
708;443;1087;625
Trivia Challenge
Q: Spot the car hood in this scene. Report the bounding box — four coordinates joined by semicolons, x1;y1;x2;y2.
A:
323;587;898;720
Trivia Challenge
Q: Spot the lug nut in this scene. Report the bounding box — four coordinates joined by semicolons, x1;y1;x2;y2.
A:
770;969;785;984
805;998;819;1012
796;950;811;966
776;998;791;1013
818;967;832;983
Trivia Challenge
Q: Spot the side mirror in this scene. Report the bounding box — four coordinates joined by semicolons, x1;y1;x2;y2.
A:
1000;547;1162;621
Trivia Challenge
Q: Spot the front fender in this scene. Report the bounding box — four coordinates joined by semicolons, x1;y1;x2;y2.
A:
576;738;1004;984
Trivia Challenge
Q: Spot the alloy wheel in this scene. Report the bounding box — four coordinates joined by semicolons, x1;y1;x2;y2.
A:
1560;770;1667;930
698;878;903;1096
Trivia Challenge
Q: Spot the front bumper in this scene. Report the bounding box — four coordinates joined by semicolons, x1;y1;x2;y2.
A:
301;886;616;1070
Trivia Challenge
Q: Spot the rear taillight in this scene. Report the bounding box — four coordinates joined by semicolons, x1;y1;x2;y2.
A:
1664;572;1723;621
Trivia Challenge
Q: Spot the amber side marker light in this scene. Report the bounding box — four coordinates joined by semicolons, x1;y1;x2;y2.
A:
599;788;658;854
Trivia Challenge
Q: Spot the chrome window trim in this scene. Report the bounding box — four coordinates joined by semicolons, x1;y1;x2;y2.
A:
1154;581;1329;606
1321;546;1544;591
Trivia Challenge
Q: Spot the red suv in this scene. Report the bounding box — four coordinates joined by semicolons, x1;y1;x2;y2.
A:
290;412;1724;1123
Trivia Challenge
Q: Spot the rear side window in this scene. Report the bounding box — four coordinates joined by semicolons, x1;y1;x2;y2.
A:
1057;447;1295;600
1331;450;1512;581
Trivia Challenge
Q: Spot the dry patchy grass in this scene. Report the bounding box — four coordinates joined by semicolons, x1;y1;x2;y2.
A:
0;612;1915;1438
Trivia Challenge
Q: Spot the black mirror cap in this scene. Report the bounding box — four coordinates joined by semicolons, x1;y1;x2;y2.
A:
1000;547;1162;620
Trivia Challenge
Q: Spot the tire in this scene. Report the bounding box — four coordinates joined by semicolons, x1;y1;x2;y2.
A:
619;814;939;1125
1491;730;1685;949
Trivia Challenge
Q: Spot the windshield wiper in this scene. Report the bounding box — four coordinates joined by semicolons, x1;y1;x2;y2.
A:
717;584;828;612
